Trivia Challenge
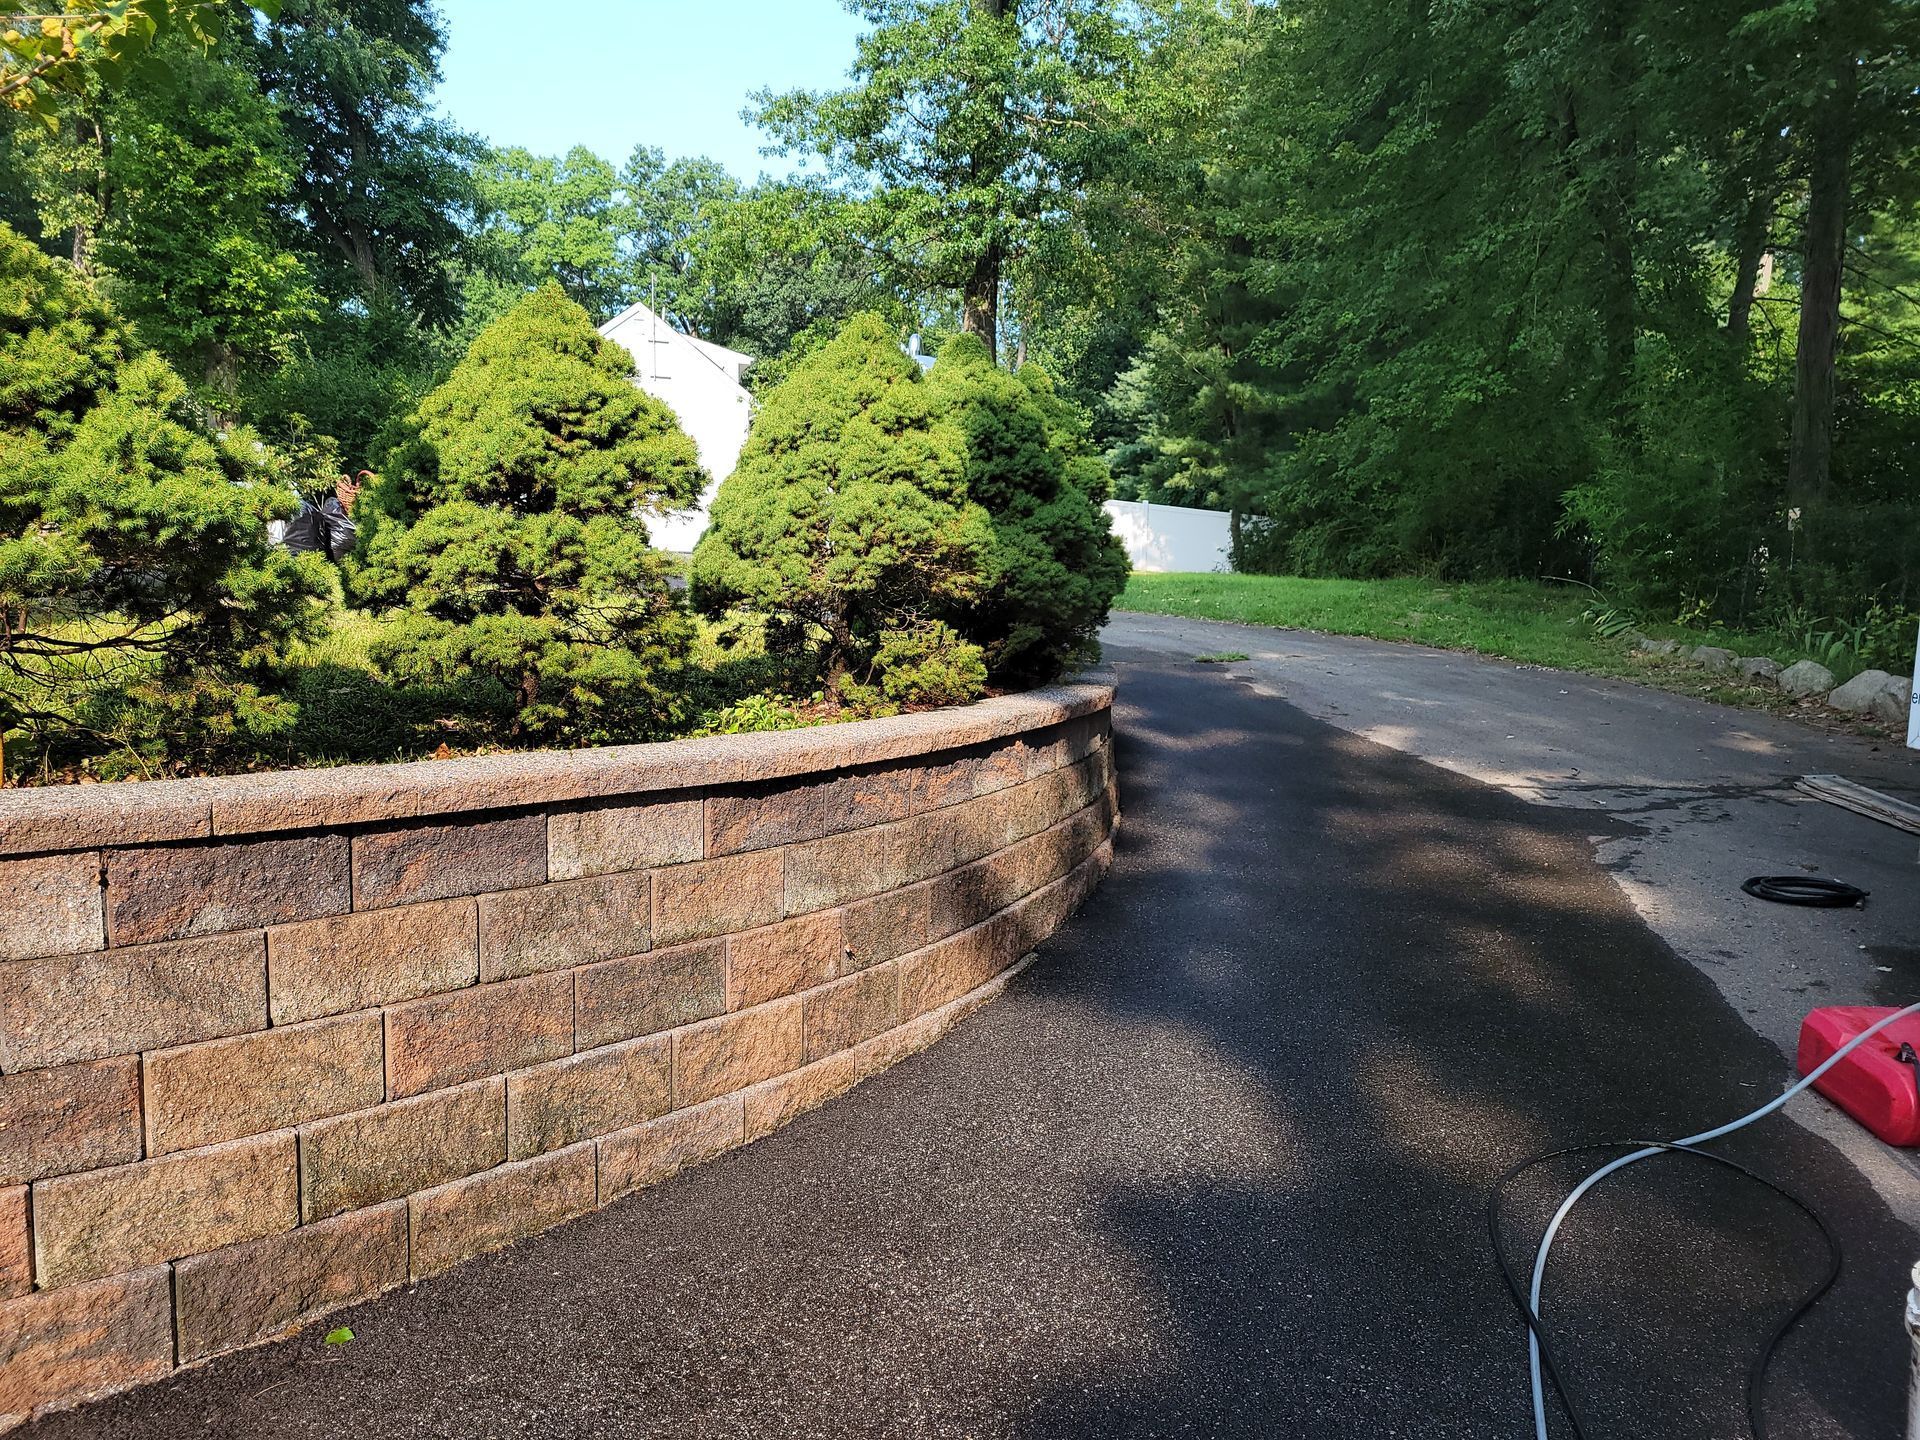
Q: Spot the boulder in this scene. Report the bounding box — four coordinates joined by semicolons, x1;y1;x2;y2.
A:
1735;656;1782;683
1690;645;1738;673
1635;637;1681;656
1827;669;1913;725
1777;659;1837;697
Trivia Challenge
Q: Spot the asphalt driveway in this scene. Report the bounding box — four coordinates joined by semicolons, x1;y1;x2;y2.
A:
28;640;1918;1439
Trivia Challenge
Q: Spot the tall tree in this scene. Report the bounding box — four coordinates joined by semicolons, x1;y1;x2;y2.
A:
750;0;1129;361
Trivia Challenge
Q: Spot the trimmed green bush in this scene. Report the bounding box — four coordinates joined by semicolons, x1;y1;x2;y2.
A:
0;225;328;776
924;335;1128;683
690;312;992;697
874;622;987;706
353;284;703;742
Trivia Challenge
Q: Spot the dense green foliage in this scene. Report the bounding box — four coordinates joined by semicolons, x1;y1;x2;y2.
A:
5;0;1917;778
924;334;1126;682
354;286;702;741
0;222;327;774
691;313;991;698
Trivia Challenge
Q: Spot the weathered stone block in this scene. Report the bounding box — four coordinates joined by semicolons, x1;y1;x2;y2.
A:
574;941;725;1051
352;813;546;910
782;814;951;915
408;1143;596;1278
897;911;1019;1019
549;797;702;880
742;1052;857;1143
653;850;781;945
507;1035;672;1159
267;897;477;1025
706;768;912;856
0;1186;26;1299
841;883;933;970
0;1058;142;1185
0;932;266;1072
173;1201;407;1363
105;834;348;946
1828;668;1913;724
0;1268;172;1426
673;997;803;1108
300;1078;505;1222
384;972;573;1100
906;741;1030;814
33;1132;298;1288
0;852;102;962
477;870;651;982
143;1014;385;1155
726;910;843;1011
803;964;899;1062
1778;658;1838;697
597;1095;743;1203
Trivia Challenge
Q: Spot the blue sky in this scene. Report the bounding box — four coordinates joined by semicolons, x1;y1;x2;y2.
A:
432;1;868;181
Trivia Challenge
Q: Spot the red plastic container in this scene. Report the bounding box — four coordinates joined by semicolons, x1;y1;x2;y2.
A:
1797;1006;1920;1147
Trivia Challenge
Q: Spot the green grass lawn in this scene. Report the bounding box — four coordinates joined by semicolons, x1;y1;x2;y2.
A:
1116;572;1889;705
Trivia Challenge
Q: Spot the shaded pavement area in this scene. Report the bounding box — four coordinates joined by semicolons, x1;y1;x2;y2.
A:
32;660;1914;1438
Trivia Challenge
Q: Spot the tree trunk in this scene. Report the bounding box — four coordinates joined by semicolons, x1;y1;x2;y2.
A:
1725;134;1781;350
1788;54;1856;510
962;240;1001;362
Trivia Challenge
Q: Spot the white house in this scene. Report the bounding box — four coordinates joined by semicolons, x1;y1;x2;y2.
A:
598;302;755;553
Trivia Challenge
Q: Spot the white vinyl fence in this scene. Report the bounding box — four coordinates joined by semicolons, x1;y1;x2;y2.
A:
1104;499;1234;573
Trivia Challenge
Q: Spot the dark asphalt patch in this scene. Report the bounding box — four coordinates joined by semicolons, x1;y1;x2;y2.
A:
27;662;1912;1439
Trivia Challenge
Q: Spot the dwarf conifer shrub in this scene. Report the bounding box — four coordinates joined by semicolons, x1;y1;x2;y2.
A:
690;312;991;697
354;284;704;741
0;225;327;776
924;335;1128;684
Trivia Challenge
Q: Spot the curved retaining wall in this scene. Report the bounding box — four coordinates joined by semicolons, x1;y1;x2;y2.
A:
0;681;1116;1427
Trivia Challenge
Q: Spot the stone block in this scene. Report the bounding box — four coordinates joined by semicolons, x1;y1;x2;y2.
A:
0;852;102;962
0;1058;142;1185
477;870;651;982
143;1014;385;1155
597;1095;744;1203
1827;668;1913;724
897;911;1019;1019
726;910;843;1011
905;740;1031;814
506;1036;672;1159
742;1052;857;1143
0;1186;26;1299
673;998;803;1108
105;834;349;946
1778;659;1837;697
0;932;266;1072
1689;645;1737;673
842;883;933;970
352;813;546;910
549;797;703;880
267;897;477;1025
0;1268;173;1426
384;972;573;1100
408;1143;596;1279
1736;656;1783;683
782;813;952;915
653;850;781;945
33;1132;298;1288
173;1201;407;1363
299;1078;505;1222
706;768;912;856
574;941;726;1051
803;964;900;1062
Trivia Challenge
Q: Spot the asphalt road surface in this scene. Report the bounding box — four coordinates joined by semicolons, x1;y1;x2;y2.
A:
32;623;1920;1439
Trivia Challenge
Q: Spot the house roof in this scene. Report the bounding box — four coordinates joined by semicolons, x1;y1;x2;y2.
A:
598;302;754;384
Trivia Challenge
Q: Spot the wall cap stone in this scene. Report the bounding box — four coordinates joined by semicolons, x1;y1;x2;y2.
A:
0;681;1114;859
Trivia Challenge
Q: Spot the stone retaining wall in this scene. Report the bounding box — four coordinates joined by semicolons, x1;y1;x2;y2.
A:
0;681;1117;1428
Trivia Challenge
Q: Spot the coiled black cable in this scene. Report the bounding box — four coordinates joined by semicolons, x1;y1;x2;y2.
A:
1741;876;1869;907
1488;1141;1842;1440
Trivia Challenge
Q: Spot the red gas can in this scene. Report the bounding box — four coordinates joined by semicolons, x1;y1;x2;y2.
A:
1797;1006;1920;1147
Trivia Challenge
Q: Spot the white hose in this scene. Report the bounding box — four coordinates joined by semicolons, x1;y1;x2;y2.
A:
1525;1000;1920;1440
